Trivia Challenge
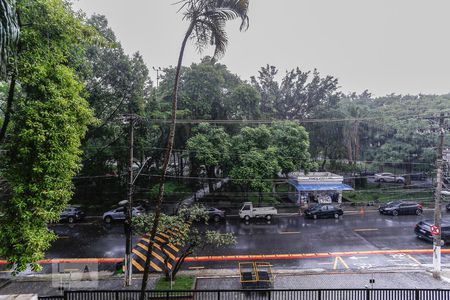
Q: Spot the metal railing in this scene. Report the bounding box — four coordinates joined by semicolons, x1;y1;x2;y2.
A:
37;289;450;300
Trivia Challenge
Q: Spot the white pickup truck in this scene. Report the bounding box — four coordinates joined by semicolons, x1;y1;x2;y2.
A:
239;202;278;221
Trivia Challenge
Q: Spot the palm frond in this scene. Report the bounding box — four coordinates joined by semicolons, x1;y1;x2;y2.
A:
180;0;249;58
0;0;19;77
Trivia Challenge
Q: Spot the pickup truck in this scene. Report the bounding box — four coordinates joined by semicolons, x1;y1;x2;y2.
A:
239;202;278;221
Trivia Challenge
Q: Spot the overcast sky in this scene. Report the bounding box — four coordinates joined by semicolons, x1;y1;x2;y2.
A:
72;0;450;97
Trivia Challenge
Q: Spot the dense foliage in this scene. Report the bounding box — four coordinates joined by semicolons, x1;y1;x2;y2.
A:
0;0;94;272
133;205;235;280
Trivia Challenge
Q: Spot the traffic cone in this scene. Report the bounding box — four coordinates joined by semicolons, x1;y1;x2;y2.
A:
359;207;365;216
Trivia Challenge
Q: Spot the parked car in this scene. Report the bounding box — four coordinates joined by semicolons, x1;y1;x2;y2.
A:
60;206;85;223
304;204;343;220
379;201;422;216
409;172;427;181
446;203;450;212
374;173;405;183
415;220;450;244
239;202;277;221
204;207;226;222
103;207;142;223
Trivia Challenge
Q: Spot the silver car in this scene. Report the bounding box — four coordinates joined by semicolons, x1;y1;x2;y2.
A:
103;207;142;223
374;172;405;183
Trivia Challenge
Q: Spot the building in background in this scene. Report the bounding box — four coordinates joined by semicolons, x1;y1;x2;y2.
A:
287;172;353;206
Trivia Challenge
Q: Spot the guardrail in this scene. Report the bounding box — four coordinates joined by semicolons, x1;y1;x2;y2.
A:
37;289;450;300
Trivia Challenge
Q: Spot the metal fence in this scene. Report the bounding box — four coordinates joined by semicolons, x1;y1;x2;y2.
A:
37;289;450;300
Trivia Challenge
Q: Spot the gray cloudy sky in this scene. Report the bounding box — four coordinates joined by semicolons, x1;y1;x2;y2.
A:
73;0;450;97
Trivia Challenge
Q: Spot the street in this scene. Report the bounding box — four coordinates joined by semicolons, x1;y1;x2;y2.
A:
35;209;450;273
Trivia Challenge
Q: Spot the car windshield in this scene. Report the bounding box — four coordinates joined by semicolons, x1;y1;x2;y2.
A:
386;201;400;207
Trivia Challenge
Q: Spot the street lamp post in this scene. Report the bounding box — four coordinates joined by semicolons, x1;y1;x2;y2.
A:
118;199;132;285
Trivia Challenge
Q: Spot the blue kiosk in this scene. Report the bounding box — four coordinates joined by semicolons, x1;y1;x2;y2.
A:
287;172;353;206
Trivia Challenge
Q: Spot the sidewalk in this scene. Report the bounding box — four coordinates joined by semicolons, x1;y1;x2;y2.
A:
196;269;450;290
2;267;450;297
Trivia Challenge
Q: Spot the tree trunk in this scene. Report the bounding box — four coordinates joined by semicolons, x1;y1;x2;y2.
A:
207;166;215;192
171;247;194;279
0;73;16;144
321;147;328;171
139;21;196;300
353;122;360;161
179;150;184;176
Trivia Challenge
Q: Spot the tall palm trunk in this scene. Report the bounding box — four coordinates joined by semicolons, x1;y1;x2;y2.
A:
139;20;196;300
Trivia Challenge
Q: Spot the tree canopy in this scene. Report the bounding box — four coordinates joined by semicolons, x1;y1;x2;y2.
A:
0;0;95;272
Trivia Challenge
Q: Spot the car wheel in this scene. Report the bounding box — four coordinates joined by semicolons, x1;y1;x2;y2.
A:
380;178;385;183
416;209;423;216
266;215;272;221
392;210;399;216
313;214;317;220
213;215;221;222
334;213;339;219
396;179;403;183
68;216;75;224
244;215;250;221
104;216;113;223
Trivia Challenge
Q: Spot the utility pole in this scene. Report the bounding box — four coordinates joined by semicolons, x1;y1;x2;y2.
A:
418;112;450;279
153;66;162;88
124;113;134;286
433;113;445;279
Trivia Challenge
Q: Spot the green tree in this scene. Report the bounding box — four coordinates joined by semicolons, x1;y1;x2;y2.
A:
141;1;249;297
252;66;341;120
80;15;157;207
230;148;280;203
225;83;261;120
186;123;231;191
271;121;314;177
133;205;235;280
0;0;94;272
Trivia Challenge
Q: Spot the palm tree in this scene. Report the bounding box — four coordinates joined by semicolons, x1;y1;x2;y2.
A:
0;0;19;76
139;0;249;297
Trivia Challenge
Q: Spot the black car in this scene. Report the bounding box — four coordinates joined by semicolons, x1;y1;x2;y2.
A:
415;220;450;244
378;201;423;216
304;204;343;220
60;206;85;223
204;207;226;222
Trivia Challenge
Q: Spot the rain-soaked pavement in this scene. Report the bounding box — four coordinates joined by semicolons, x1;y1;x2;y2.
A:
23;209;450;273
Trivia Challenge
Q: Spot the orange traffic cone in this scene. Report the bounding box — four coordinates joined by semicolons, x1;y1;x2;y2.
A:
359;207;365;216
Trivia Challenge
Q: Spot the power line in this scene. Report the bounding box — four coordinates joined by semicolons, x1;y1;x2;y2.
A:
79;145;435;166
140;113;446;125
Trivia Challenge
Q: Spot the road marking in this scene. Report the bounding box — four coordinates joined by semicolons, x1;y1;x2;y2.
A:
280;231;301;234
349;256;368;260
407;255;422;265
58;236;70;239
353;228;379;232
387;260;404;262
318;262;333;265
62;268;80;272
188;266;205;270
333;256;349;270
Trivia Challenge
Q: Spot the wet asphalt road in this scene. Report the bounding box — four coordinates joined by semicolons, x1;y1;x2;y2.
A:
46;210;450;266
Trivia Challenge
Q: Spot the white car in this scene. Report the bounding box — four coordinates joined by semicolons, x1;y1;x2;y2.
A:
374;173;405;183
239;202;278;221
103;207;142;223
